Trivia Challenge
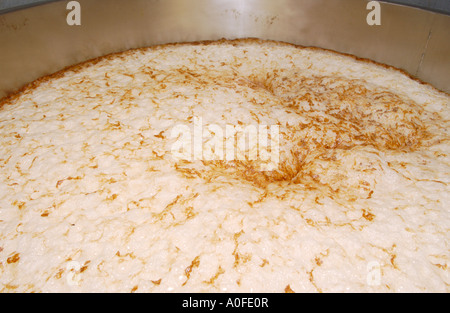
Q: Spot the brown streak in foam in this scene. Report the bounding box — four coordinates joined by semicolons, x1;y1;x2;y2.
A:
175;70;436;206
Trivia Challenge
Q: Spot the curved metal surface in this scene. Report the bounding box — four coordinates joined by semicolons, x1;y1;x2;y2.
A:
0;0;449;99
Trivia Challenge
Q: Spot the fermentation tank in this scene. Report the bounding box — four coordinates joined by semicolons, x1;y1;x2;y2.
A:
0;0;449;99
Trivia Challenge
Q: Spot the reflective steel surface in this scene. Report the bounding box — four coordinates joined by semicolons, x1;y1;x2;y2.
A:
0;0;449;99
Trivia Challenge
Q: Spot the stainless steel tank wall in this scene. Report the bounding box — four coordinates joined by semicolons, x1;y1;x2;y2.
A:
0;0;449;98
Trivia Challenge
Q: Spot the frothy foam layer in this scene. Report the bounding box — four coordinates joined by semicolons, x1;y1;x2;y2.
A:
0;39;448;292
